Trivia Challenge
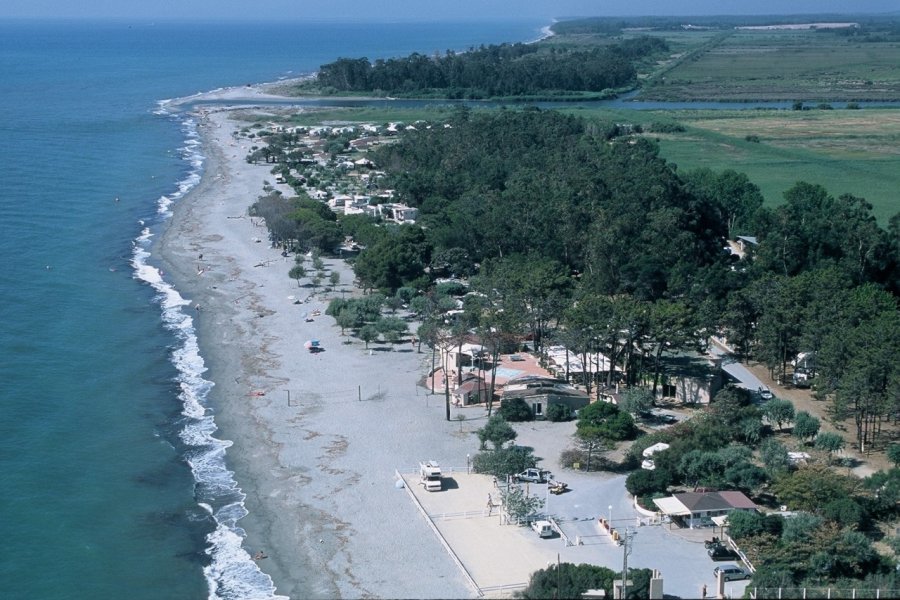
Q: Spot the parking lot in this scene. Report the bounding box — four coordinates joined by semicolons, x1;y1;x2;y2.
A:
400;468;750;598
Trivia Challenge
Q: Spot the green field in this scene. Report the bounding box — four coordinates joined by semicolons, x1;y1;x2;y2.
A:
643;107;900;222
639;29;900;102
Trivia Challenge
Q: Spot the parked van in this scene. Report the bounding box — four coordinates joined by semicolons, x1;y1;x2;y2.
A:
531;520;554;538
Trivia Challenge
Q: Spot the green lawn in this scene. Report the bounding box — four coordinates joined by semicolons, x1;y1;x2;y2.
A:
646;108;900;222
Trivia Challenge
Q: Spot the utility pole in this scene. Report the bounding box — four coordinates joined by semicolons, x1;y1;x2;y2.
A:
556;553;560;599
621;527;636;599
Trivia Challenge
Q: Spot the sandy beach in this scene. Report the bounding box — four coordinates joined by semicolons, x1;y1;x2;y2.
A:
157;102;479;599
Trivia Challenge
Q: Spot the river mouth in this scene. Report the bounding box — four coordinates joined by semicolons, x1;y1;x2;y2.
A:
180;90;900;113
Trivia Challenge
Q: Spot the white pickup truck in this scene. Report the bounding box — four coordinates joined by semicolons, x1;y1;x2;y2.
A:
419;460;442;492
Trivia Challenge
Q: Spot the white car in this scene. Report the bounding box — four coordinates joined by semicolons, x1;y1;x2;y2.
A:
758;386;774;401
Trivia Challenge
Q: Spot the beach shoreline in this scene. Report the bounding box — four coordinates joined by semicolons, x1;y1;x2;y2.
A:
156;103;478;599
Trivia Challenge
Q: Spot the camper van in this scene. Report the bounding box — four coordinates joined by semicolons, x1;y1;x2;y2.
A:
419;461;442;492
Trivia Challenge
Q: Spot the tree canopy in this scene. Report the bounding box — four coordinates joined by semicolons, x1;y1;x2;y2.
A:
314;38;668;98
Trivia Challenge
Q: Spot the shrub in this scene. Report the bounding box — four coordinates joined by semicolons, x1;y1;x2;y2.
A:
647;121;685;133
395;286;417;304
499;397;534;422
559;448;614;472
546;403;572;422
476;414;517;450
745;134;761;143
560;448;587;469
822;497;866;529
576;401;636;441
728;510;766;539
625;468;670;497
435;281;468;297
886;443;900;467
519;563;615;600
618;387;654;417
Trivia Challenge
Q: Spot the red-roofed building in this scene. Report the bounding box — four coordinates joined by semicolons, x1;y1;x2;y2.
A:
452;374;490;406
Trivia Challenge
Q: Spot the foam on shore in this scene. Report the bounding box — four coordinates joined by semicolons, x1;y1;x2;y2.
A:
132;110;286;600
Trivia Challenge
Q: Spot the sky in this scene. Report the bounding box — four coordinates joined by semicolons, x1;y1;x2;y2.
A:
0;0;897;22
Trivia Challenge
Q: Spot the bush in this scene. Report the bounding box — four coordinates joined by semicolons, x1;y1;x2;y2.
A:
559;448;614;472
625;468;670;497
519;563;616;600
499;397;534;422
823;497;866;529
560;448;587;469
647;121;685;133
618;387;654;417
727;510;766;539
518;563;653;600
476;414;517;450
435;281;468;297
745;134;761;143
546;403;572;422
887;443;900;467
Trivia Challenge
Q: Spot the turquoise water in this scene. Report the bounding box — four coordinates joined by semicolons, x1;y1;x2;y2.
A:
0;19;545;599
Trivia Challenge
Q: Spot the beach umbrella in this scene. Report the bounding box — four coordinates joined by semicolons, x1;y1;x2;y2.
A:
304;339;320;349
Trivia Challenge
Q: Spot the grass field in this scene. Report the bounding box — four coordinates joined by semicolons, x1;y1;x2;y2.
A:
639;29;900;102
643;107;900;222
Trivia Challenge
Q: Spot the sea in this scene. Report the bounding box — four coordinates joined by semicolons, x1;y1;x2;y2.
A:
0;18;547;599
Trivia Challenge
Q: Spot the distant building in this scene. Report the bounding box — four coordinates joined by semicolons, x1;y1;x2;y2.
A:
735;235;758;254
384;203;418;223
501;375;590;418
452;374;490;406
545;344;623;385
655;351;724;405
